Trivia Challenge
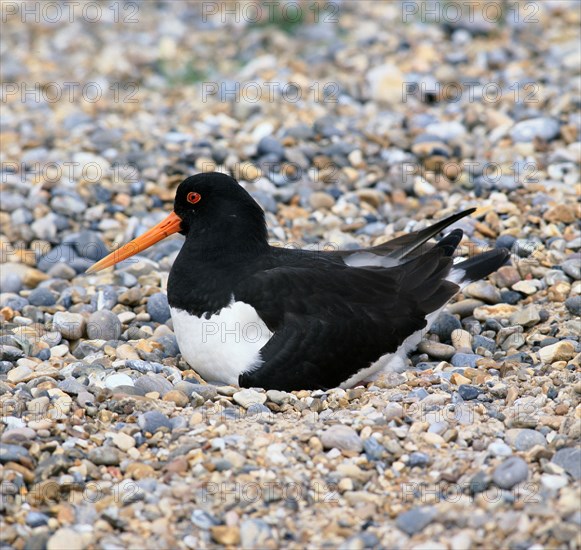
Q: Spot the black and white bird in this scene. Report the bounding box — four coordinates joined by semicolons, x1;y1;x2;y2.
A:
87;173;510;391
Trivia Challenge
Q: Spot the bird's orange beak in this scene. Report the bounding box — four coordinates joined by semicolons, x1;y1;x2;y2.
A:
86;211;182;274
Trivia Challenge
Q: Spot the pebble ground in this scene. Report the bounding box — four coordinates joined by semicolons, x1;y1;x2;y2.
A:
1;2;580;549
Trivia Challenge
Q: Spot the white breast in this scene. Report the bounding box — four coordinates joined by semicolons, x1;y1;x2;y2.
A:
170;300;273;385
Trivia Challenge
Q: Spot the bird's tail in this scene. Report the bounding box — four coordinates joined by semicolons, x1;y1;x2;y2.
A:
447;249;511;287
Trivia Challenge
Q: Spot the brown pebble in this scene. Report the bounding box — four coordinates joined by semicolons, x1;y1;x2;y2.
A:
210;525;240;546
163;390;189;407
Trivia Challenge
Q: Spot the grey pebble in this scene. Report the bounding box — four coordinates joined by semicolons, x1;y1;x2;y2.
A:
135;374;173;396
0;345;24;361
147;292;171;323
565;296;581;316
492;456;529;489
191;385;218;400
320;425;362;453
58;377;87;395
451;353;482;368
552;447;581;480
363;437;385;461
125;360;163;374
257;136;285;159
88;446;120;466
137;410;172;433
510;117;560;142
561;260;581;280
430;312;462;343
473;335;496;354
458;385;482;400
25;512;50;527
190;509;220;530
408;451;430;467
395;506;437;535
28;288;56;307
86;310;122;340
0;443;31;464
505;429;546;451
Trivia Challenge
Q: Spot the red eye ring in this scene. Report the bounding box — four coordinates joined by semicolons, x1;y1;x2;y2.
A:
187;192;201;205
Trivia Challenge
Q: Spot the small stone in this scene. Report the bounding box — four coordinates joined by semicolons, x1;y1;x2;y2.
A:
86;310;122;340
408;452;430;467
58;378;87;395
552;447;581;480
472;335;496;354
88;446;120;466
111;432;136;451
447;299;484;318
211;526;241;546
137;410;172;433
395;506;437;536
540;474;568;491
28;287;57;306
458;385;481;400
135;374;173;396
126;462;155;480
147;292;171;323
190;510;220;530
417;341;455;360
510;117;560;142
7;365;32;383
430;313;462;343
320;425;363;453
257;136;284;158
52;312;86;340
565;296;581;316
491;265;521;288
562;260;581;280
451;353;481;369
474;304;519;321
105;373;135;389
505;429;546;451
510;305;541;327
544;204;577;224
538;340;576;363
240;519;275;549
492;456;529;489
0;443;30;464
512;280;538;295
450;373;471;385
309;192;335;209
47;528;84;550
450;329;472;351
233;388;267;409
464;281;501;304
488;440;512;457
363;437;386;460
26;511;50;527
266;389;292;404
163;390;189;407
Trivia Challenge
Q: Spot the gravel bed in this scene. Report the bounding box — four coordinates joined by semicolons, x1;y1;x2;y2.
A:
1;2;580;549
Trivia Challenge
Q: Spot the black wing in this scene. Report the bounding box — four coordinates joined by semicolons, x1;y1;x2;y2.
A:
236;247;459;391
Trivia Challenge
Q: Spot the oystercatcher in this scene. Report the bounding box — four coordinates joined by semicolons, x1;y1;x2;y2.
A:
87;173;510;391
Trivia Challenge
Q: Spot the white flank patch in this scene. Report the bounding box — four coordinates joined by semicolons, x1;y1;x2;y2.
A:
171;299;273;385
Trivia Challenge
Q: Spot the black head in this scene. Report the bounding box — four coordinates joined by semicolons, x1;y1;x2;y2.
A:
85;172;269;274
173;172;268;245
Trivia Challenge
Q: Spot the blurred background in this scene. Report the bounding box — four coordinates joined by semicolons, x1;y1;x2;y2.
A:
2;0;579;273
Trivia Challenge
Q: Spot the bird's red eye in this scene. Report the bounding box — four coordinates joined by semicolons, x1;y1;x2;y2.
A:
187;192;201;205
